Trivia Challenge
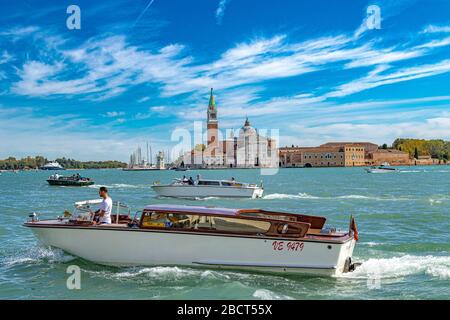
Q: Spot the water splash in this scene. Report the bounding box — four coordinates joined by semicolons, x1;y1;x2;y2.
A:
263;193;319;200
1;247;74;268
253;289;294;300
341;255;450;280
263;193;411;201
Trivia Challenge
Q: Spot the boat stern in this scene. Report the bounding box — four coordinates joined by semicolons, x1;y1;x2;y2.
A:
252;187;264;198
335;238;357;275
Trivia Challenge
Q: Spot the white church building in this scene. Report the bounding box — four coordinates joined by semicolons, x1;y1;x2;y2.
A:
181;89;277;169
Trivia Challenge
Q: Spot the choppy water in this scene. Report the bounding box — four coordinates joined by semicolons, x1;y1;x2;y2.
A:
0;167;449;299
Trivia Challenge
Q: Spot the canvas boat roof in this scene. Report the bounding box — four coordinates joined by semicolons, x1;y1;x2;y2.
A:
74;199;129;208
143;204;241;216
143;204;327;229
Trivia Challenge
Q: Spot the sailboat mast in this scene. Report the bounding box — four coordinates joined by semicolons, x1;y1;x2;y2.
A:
147;142;150;166
150;145;153;166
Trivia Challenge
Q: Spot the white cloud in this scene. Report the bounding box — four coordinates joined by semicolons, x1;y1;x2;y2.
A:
422;25;450;34
8;19;450;102
0;107;171;161
216;0;229;25
0;51;12;64
11;36;191;99
416;37;450;49
137;96;151;103
103;111;125;117
288;116;450;146
134;106;167;120
327;60;450;98
151;106;166;112
0;26;40;40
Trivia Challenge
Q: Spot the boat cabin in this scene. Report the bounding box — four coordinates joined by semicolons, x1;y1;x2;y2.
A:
172;178;256;188
139;204;327;239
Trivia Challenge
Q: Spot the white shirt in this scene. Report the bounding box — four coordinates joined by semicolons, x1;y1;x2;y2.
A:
98;197;113;224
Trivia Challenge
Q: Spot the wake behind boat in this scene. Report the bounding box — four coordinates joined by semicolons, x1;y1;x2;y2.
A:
24;201;359;276
47;173;95;186
152;177;264;199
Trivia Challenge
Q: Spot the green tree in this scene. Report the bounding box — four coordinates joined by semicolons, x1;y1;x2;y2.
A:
414;147;419;159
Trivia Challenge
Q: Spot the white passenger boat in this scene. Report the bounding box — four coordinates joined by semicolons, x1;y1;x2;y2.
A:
24;202;359;276
365;165;398;173
40;161;65;170
152;178;264;199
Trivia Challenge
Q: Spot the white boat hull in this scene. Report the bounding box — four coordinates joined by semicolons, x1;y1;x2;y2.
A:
152;185;264;199
366;168;397;173
27;223;355;276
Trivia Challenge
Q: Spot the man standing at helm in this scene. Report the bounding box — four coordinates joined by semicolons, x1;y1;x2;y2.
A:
94;186;112;225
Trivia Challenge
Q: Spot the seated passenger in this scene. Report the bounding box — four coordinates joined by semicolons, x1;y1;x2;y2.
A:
93;187;112;225
182;175;189;184
188;177;195;185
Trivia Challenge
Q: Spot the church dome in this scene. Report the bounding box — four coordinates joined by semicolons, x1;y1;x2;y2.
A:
240;117;257;136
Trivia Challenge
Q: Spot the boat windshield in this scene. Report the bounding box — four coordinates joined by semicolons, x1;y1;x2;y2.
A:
141;211;271;234
140;211;309;238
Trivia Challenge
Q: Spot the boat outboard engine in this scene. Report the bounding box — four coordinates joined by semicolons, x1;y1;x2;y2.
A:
343;257;361;273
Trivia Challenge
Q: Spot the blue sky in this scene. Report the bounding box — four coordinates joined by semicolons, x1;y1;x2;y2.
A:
0;0;449;161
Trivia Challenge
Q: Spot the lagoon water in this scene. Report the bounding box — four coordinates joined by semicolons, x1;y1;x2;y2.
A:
0;167;449;299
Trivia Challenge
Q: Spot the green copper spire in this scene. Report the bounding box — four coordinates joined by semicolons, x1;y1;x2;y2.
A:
208;88;216;109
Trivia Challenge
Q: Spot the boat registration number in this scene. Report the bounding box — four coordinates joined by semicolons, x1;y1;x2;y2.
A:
272;241;304;251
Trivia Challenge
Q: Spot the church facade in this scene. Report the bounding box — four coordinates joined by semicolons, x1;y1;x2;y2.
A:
182;89;277;169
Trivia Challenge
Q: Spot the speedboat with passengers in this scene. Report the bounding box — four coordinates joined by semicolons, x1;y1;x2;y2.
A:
24;201;359;276
47;174;95;186
152;178;264;199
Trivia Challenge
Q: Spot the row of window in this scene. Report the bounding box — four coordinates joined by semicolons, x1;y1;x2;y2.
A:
140;212;303;237
304;154;343;159
141;212;271;234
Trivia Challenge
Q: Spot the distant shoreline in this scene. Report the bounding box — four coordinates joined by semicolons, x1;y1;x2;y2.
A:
1;163;448;173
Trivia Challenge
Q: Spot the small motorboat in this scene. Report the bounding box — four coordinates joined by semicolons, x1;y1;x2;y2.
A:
47;174;95;186
365;165;398;173
24;202;359;276
152;178;264;199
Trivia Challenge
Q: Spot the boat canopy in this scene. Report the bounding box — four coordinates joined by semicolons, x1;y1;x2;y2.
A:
75;199;103;207
75;199;129;209
144;204;239;216
142;204;327;229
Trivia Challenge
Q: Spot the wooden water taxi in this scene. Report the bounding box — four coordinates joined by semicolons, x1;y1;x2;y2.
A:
24;202;359;276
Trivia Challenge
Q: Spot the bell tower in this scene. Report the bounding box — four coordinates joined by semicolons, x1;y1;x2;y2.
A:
207;88;218;149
